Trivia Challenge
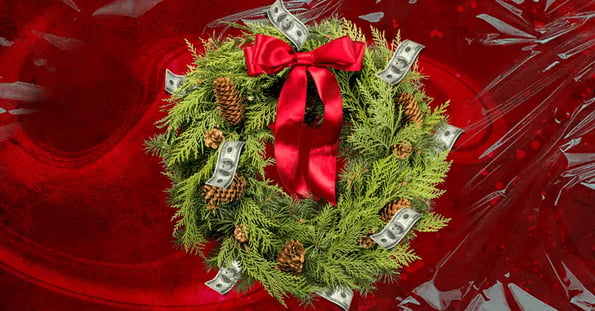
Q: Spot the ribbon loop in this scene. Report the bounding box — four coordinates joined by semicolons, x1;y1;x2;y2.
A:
244;35;365;205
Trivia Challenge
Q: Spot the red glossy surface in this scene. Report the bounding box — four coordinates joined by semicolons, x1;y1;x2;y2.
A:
1;0;593;310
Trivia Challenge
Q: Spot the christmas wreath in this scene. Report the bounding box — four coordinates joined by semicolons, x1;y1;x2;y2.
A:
147;13;454;307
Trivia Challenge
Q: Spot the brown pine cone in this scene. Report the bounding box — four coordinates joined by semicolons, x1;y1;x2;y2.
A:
393;143;413;159
213;77;245;126
234;224;249;243
396;93;423;127
357;230;377;249
275;240;305;275
380;198;411;222
202;175;247;209
204;128;224;149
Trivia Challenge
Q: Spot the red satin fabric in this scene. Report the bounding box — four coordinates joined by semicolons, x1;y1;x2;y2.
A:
244;35;365;204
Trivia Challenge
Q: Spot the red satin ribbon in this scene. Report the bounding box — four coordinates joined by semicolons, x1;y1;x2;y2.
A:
244;34;365;205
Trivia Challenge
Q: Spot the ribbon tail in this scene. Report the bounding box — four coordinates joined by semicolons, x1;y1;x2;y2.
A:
298;125;316;196
307;67;343;205
274;66;309;197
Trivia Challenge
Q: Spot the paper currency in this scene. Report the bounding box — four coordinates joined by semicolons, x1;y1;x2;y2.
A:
164;69;185;94
317;287;354;311
377;39;424;85
205;140;246;188
205;260;242;295
267;0;309;50
370;207;421;250
434;124;464;152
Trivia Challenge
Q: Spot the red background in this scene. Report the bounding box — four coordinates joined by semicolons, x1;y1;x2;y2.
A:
1;0;593;310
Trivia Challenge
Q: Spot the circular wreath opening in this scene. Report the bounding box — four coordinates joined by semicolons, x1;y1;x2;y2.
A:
147;18;452;305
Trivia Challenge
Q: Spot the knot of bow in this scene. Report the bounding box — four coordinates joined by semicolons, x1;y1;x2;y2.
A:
244;34;365;205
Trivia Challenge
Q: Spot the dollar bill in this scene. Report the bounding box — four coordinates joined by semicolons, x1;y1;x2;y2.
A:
205;260;242;295
164;69;185;94
206;140;246;188
433;124;464;152
267;0;309;50
317;287;354;311
371;207;421;250
377;39;424;85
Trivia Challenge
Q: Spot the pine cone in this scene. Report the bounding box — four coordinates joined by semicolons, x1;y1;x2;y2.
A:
392;143;413;159
204;128;224;149
213;77;245;126
396;93;423;127
202;175;247;209
275;240;305;275
234;224;249;243
357;230;376;249
380;198;411;222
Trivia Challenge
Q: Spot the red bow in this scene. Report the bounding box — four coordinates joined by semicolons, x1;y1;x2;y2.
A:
244;34;365;205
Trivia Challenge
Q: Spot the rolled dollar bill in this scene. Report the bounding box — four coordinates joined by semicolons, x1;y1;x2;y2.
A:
371;207;421;250
164;69;185;94
433;124;464;152
206;140;246;188
317;287;354;311
267;0;309;50
377;39;424;85
205;260;243;295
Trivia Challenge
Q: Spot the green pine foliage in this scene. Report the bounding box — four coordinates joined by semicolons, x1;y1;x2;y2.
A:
415;212;451;232
146;18;452;306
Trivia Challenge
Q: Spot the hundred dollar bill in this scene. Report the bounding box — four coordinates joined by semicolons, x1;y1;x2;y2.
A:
377;39;424;85
164;69;185;94
317;287;354;311
267;0;309;50
206;140;246;188
205;260;242;295
371;207;421;250
434;124;464;152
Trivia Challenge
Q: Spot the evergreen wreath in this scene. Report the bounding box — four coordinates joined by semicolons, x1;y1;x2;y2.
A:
146;18;453;306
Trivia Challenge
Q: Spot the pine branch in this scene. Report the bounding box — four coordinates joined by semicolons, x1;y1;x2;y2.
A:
415;212;451;232
390;243;421;268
